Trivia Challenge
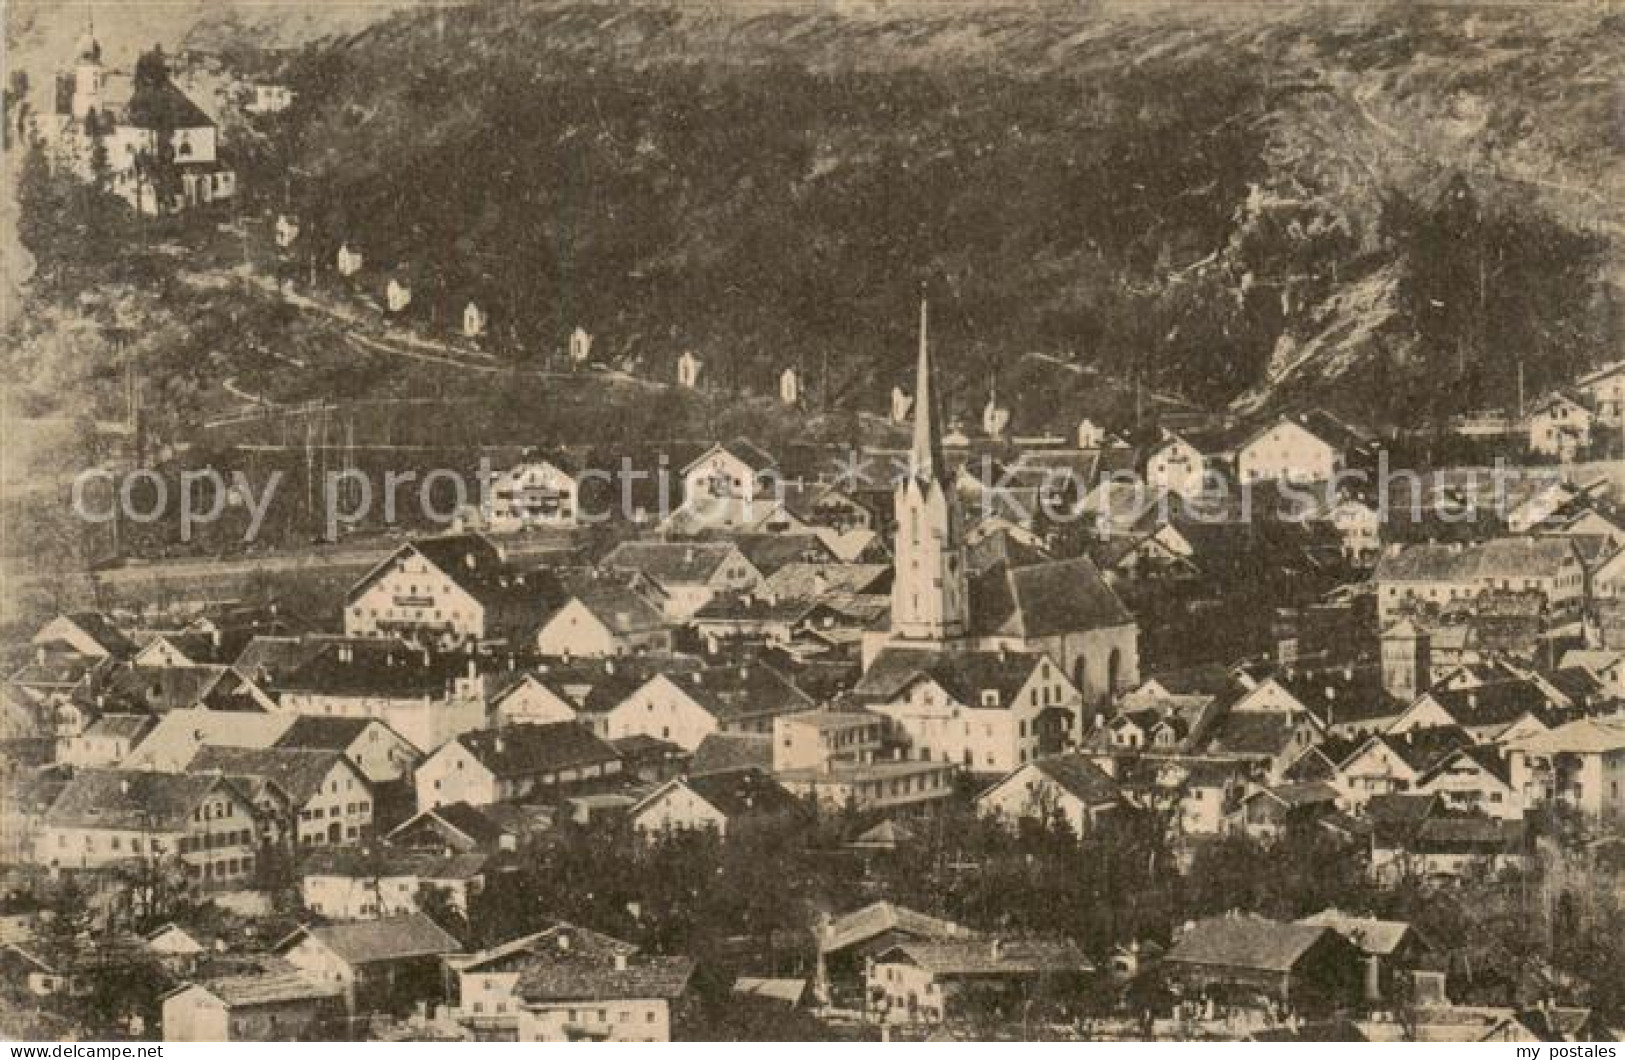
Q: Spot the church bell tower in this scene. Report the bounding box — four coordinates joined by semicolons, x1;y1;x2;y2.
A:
72;15;104;123
889;296;970;644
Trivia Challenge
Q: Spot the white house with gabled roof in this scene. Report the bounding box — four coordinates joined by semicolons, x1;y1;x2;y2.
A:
1526;394;1593;459
1144;432;1209;498
482;459;579;531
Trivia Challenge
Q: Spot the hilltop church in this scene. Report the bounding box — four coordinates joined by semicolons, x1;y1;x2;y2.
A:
855;300;1139;772
35;22;235;215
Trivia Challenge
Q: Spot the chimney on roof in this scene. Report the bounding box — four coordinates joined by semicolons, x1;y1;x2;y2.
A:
613;952;628;972
556;932;571;953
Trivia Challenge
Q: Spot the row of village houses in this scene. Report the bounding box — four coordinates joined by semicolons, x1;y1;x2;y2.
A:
6;566;1623;880
8;885;1610;1041
3;365;1624;1038
147;899;1610;1042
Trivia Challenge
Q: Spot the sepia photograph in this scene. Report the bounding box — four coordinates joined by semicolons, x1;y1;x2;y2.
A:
0;0;1622;1046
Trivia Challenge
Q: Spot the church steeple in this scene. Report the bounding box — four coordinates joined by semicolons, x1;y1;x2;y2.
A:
72;8;103;122
909;296;947;486
890;290;969;645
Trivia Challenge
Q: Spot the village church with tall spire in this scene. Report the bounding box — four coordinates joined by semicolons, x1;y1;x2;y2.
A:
855;296;1142;775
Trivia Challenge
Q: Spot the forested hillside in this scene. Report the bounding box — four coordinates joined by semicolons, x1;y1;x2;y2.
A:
255;0;1622;433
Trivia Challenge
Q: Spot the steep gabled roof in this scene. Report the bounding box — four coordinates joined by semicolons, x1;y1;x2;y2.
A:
1380;726;1475;774
183;963;341;1009
1237;409;1372;458
690;732;773;776
1510;716;1625;755
968;557;1133;638
1026;754;1122;808
349;534;551;619
460;922;636;976
818;901;970;955
1166;915;1339;974
37;612;135;657
854;647;1052;709
760;562;891;600
1202;712;1311;757
1416;744;1512;788
299;845;487;882
274;715;403;753
387;801;517;850
453;722;620;781
43;769;247;831
189;746;359;806
656;663;815;723
880;935;1091;977
692;591;817;625
281;914;459;966
96;663;232;714
681;437;777;476
1365;793;1441;845
1293;903;1423;955
1275;663;1402;729
118;707;290;771
122;77;213;130
1424;680;1570;731
277;642;470;699
717;533;835;576
1376;537;1582;584
600;540;744;585
231;635;330;684
644;768;803;822
516;952;693;1003
552;584;668;636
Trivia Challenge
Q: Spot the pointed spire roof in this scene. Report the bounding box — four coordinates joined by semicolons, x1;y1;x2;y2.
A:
78;9;102;63
909;296;948;485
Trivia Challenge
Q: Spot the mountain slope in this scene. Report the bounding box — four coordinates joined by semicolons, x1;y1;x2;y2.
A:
199;2;1625;429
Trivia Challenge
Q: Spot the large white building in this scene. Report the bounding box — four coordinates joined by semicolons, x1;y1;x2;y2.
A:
482;459;580;531
1234;410;1371;486
1372;537;1587;624
343;534;547;646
